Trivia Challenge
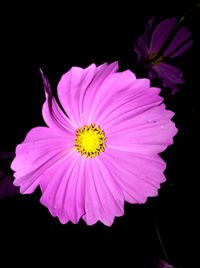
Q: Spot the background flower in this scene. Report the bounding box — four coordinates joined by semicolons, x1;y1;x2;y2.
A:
11;63;177;226
134;17;193;93
154;258;182;268
0;151;19;199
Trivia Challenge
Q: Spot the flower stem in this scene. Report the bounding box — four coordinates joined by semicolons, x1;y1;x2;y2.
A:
154;219;170;263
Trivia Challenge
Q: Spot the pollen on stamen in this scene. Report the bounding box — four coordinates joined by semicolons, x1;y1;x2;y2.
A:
148;51;164;66
74;123;106;158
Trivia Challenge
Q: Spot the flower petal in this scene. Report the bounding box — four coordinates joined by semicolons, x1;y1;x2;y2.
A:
89;70;141;125
102;148;166;204
40;69;74;134
154;63;185;87
40;153;85;224
11;127;74;194
148;69;157;79
57;62;119;128
93;75;163;131
82;157;124;226
150;18;177;52
164;26;193;58
168;39;193;58
134;18;154;61
155;259;175;268
107;103;177;154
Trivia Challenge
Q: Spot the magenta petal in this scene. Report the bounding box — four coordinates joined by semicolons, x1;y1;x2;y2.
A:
57;62;118;127
134;18;154;61
148;69;157;79
134;46;146;63
83;62;119;125
57;64;96;128
168;38;193;58
89;70;138;125
82;158;124;226
150;18;177;52
155;259;175;268
40;153;85;224
40;69;74;134
107;104;177;154
102;148;166;204
154;63;185;87
98;79;162;131
164;26;193;57
11;127;74;194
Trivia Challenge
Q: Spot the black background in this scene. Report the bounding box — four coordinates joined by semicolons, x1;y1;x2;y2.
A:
0;1;199;267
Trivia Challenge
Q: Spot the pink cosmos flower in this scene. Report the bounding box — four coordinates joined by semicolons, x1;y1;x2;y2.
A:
11;62;177;226
134;18;193;93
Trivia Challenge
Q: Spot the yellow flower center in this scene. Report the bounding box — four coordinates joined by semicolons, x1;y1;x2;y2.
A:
148;51;164;66
74;123;106;158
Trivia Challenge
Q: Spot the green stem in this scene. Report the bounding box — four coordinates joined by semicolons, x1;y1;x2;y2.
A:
154;219;170;263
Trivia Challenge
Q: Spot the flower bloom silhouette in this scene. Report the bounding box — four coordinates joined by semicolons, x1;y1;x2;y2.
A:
11;62;177;226
134;18;193;93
